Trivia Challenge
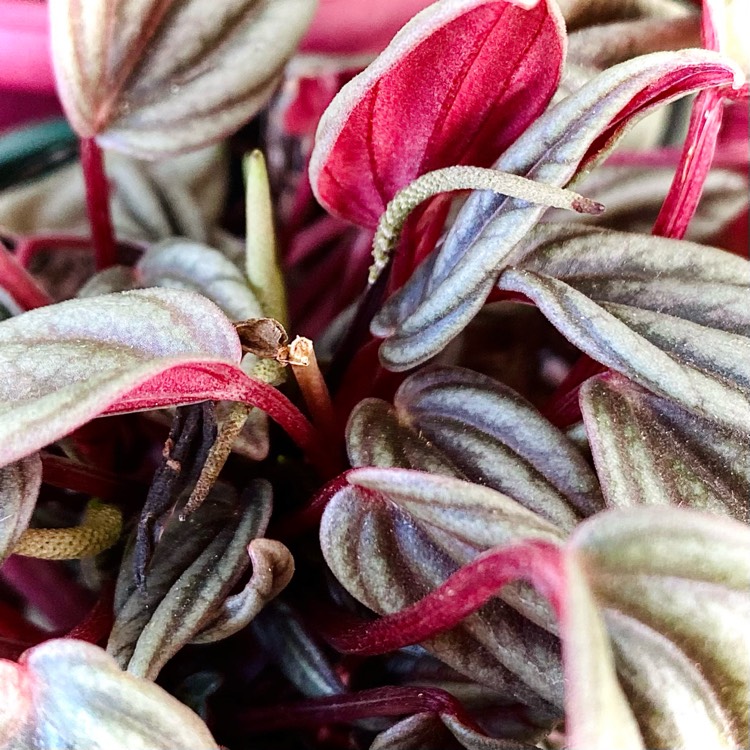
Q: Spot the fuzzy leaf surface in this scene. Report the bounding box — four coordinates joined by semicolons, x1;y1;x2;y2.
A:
192;538;294;644
498;225;750;435
0;455;42;564
0;639;219;749
570;508;750;749
323;504;750;749
108;481;273;678
580;373;750;521
347;365;602;529
0;288;317;467
50;0;316;158
136;239;264;321
320;468;564;707
373;49;743;370
309;0;565;227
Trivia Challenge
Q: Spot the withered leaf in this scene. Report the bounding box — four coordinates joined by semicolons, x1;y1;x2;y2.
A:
108;480;274;680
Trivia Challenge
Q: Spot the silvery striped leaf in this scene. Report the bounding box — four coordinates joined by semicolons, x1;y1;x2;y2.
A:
372;49;742;370
50;0;316;158
348;365;602;530
580;373;750;521
498;224;750;435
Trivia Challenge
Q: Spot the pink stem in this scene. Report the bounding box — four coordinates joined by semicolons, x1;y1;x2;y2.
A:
41;453;146;502
322;540;564;655
238;685;482;733
652;88;725;239
79;137;117;270
0;242;53;309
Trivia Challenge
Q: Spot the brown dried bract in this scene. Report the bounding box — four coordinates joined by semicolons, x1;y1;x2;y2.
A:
235;318;288;360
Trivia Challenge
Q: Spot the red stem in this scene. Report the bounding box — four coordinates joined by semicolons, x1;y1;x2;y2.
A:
65;584;115;644
322;540;564;655
238;686;483;733
542;355;607;428
0;242;53;310
79;137;117;270
272;471;354;540
41;453;146;502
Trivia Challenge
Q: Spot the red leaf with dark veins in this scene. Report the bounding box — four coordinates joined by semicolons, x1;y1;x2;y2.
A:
309;0;565;228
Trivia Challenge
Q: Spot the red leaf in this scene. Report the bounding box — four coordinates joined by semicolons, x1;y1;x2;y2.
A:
309;0;565;228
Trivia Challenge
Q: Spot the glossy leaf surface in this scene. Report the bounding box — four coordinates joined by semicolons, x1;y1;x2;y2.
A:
498;224;750;435
581;373;750;521
50;0;317;158
373;49;743;370
310;0;565;227
0;639;219;749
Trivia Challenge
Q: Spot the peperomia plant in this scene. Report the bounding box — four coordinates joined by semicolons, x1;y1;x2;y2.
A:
0;0;748;749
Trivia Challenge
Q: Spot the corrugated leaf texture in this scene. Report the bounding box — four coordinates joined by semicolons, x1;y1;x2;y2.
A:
0;455;41;564
0;639;220;749
372;49;743;370
498;224;750;435
347;365;602;528
0;288;318;467
50;0;316;158
581;373;750;521
108;480;285;679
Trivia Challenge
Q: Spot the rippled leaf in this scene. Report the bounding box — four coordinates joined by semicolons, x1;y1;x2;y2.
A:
580;373;750;521
348;365;602;528
323;504;750;749
0;455;41;564
320;468;564;708
497;224;750;435
546;164;748;243
0;147;227;245
135;239;263;321
571;508;750;749
310;0;565;227
109;480;278;678
563;13;699;91
252;601;347;698
50;0;316;158
0;288;318;468
193;538;294;644
556;0;690;31
373;49;743;370
0;639;219;749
